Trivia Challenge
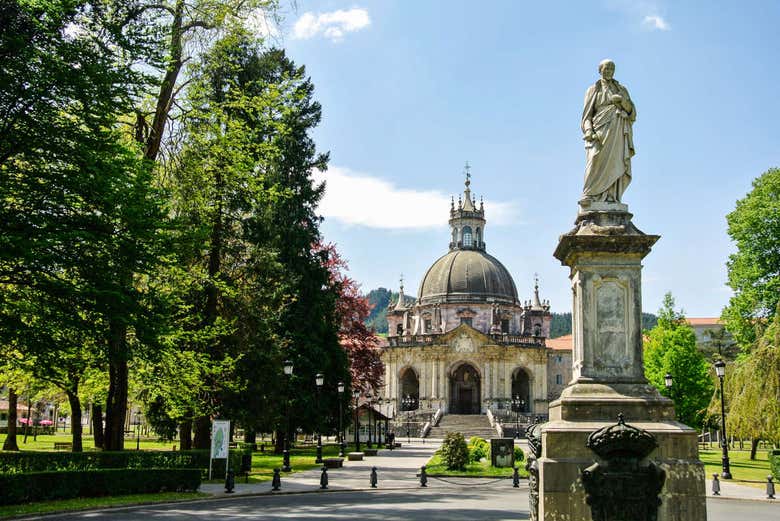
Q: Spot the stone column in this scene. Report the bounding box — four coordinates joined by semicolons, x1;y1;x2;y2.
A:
538;206;706;521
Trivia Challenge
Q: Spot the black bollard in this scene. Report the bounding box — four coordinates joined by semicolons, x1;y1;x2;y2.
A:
370;467;378;488
320;466;329;489
513;466;520;488
767;475;775;499
271;468;281;491
712;473;720;496
225;470;235;493
420;465;428;487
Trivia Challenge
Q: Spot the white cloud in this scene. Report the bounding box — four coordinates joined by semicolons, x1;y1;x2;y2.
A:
292;8;371;42
313;167;520;230
642;14;670;31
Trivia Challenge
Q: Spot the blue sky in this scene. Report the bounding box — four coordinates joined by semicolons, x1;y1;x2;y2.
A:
266;1;779;317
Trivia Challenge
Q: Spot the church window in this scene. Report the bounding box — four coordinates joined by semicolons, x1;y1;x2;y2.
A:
556;355;562;363
533;324;542;337
501;319;510;333
476;227;482;246
462;226;473;247
424;319;432;332
556;374;563;385
396;323;403;335
460;317;473;327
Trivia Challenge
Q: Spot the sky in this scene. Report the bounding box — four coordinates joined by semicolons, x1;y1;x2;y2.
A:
262;1;780;317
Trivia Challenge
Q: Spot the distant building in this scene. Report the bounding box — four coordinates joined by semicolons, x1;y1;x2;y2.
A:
380;172;572;417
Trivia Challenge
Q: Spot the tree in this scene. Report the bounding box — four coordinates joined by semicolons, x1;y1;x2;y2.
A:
712;302;780;458
722;167;780;348
644;293;714;429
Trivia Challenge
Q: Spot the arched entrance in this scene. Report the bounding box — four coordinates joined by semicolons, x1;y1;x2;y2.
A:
399;367;419;410
511;367;531;412
449;363;481;414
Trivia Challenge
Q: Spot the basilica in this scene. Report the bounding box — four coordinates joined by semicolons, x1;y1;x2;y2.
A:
380;174;572;418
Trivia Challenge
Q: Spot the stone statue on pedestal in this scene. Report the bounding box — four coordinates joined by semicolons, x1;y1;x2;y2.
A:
581;59;636;207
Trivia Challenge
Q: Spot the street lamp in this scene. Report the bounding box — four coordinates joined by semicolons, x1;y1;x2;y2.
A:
353;389;361;452
134;411;143;451
337;382;346;457
664;373;673;389
714;360;732;479
315;373;324;464
366;392;374;449
282;360;293;472
402;395;416;443
376;398;384;447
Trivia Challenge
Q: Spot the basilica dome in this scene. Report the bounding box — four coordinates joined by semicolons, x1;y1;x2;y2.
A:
418;249;519;305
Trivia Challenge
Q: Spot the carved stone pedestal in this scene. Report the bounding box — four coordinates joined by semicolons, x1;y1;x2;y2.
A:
537;207;707;520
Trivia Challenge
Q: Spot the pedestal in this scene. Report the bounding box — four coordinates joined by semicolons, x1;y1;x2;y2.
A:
538;206;706;520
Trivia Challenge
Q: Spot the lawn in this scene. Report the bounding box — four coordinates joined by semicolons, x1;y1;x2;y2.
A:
0;431;176;451
424;452;528;478
699;449;772;487
0;492;208;519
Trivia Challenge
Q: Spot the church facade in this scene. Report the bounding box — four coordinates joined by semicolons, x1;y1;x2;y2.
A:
380;174;572;417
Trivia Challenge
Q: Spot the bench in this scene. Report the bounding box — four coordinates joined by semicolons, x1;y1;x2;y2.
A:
53;442;73;451
323;458;344;469
363;448;378;456
347;452;364;461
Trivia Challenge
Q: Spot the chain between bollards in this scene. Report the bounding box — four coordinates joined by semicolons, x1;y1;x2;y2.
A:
271;468;281;491
712;473;720;496
420;465;428;487
767;475;775;500
320;466;329;489
370;467;378;488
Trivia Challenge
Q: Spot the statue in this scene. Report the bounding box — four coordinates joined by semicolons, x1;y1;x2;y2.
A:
581;59;636;206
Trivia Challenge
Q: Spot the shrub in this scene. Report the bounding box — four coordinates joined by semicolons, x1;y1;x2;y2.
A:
0;449;246;478
440;432;469;470
770;450;780;480
514;446;525;464
0;468;201;505
468;437;490;462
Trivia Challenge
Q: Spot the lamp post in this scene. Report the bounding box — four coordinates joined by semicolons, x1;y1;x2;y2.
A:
402;395;415;443
315;373;324;464
353;389;361;452
337;381;345;457
282;359;293;472
714;360;732;479
376;398;384;447
366;392;374;449
511;396;521;438
134;411;142;451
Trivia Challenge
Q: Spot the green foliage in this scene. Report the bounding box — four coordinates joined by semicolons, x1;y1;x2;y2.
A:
363;288;416;334
770;450;780;480
468;437;490;462
722;167;780;348
0;449;245;478
0;468;201;506
514;446;525;463
549;312;657;338
644;293;714;429
440;432;469;470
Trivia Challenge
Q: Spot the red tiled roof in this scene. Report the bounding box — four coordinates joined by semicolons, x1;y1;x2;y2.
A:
546;334;572;351
685;318;722;326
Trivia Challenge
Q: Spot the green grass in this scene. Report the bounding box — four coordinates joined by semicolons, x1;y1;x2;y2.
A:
424;452;527;478
699;449;772;487
0;431;176;452
0;491;208;519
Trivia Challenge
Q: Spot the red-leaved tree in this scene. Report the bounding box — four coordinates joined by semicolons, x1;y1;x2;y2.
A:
317;243;384;393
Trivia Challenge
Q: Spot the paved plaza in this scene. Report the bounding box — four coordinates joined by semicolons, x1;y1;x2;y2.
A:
24;442;779;521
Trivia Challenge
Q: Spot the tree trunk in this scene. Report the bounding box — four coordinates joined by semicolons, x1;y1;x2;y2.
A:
92;403;104;449
274;429;284;454
243;430;256;444
750;437;760;460
66;390;83;452
179;419;192;450
2;388;19;451
104;319;129;451
23;396;31;444
193;416;211;450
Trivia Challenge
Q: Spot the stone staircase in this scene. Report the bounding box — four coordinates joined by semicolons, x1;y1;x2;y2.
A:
426;414;498;440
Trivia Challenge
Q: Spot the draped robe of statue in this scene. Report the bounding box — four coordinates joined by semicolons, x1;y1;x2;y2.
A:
581;78;636;203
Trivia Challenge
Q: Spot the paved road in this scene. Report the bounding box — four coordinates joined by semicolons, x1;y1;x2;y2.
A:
36;488;779;521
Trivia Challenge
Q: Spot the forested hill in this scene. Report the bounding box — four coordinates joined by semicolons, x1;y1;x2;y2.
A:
363;290;657;337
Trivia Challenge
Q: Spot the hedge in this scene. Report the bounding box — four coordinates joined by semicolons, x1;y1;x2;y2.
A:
770;449;780;480
0;468;201;505
0;449;245;478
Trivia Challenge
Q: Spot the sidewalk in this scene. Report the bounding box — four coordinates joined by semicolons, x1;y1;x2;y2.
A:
201;440;453;496
706;478;777;503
